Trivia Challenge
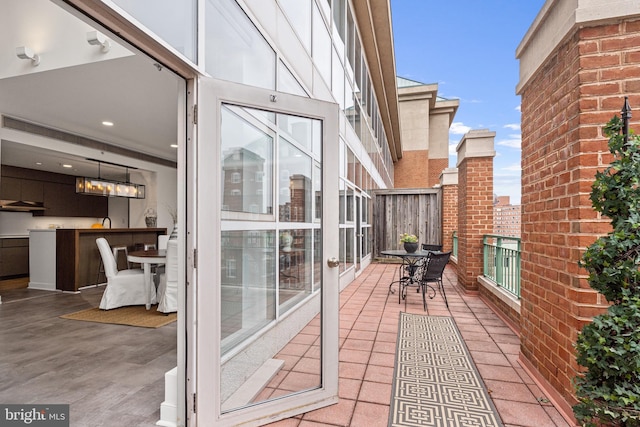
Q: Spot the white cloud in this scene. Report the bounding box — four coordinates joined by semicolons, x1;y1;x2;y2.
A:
448;142;457;156
504;123;520;131
496;133;521;149
515;105;521;112
450;122;471;135
501;163;522;173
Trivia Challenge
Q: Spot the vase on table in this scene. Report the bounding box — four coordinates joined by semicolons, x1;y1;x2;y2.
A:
403;242;418;253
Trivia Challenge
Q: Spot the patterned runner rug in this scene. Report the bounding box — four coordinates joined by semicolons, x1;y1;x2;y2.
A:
389;313;503;427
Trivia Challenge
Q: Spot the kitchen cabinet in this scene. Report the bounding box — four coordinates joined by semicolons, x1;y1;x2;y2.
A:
0;237;29;279
1;165;107;217
56;228;166;292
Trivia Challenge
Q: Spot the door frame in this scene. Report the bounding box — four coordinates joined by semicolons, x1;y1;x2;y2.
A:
193;77;340;426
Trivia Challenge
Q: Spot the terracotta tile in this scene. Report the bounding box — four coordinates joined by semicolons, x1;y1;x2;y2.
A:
280;343;312;357
372;341;396;354
339;377;362;400
351;401;390;427
475;364;521;382
364;365;394;384
368;352;396;367
470;350;512;366
339;362;367;380
278;372;321;392
464;340;502;353
264;417;301;426
374;332;397;343
342;338;375;352
492;399;556;427
293;357;321;374
483;379;539;403
348;330;377;341
301;398;355;426
359;381;392;405
339;349;371;364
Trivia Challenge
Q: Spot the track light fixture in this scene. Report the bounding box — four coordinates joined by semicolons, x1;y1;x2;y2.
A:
86;30;111;53
16;46;40;66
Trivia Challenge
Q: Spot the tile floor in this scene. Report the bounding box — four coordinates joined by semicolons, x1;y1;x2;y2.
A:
265;262;575;427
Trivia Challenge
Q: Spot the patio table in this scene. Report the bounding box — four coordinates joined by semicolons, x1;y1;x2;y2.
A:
381;249;442;304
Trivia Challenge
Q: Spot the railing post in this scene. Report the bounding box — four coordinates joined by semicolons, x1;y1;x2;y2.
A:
495;236;503;287
622;96;632;144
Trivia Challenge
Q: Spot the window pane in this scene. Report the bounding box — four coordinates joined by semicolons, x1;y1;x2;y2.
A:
221;105;274;214
279;138;312;222
279;0;311;53
312;3;332;87
332;48;345;110
206;0;275;89
279;229;312;312
110;0;197;61
278;60;307;97
279;115;313;151
221;230;276;353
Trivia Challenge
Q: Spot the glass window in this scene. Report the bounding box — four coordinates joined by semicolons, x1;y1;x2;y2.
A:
312;3;332;87
110;0;197;61
221;105;274;215
277;60;307;97
279;229;313;312
206;0;276;90
332;0;346;57
278;138;312;223
331;48;345;110
345;6;355;82
279;115;313;151
221;230;276;353
279;0;311;53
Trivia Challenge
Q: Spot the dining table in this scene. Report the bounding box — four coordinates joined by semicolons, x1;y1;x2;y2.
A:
380;249;440;301
127;249;166;309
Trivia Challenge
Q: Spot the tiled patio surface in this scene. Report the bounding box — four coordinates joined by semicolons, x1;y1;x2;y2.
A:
266;262;575;427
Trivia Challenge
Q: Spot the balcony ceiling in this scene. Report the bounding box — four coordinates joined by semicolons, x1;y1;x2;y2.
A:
0;0;180;177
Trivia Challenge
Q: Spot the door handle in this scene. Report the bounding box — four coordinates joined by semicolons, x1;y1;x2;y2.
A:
327;257;340;268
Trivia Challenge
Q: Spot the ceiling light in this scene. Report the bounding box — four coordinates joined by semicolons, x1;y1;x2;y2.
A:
86;31;111;53
62;164;73;168
170;144;178;148
102;121;114;127
75;160;145;199
35;162;42;166
16;46;40;66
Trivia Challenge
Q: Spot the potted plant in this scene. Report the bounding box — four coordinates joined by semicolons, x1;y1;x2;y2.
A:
573;115;640;426
400;233;418;253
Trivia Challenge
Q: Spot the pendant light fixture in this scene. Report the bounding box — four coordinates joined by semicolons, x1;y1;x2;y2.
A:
75;159;145;199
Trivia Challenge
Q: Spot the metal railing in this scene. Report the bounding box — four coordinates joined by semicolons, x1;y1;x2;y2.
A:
452;231;458;257
483;234;521;299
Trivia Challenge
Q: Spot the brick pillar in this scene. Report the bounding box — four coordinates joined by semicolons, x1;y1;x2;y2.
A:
456;130;495;292
516;4;640;419
439;167;458;253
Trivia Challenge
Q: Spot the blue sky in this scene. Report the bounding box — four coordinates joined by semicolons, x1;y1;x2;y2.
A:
391;1;547;205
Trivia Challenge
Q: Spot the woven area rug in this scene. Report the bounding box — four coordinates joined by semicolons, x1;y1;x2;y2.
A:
60;305;176;328
389;312;503;427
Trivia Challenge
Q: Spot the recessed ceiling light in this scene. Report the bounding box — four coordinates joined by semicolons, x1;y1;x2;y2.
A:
102;121;114;127
170;144;178;148
62;164;73;168
35;162;42;165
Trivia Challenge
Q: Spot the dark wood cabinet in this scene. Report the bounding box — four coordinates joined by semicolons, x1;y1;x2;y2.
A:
56;228;167;291
1;165;107;217
0;238;29;279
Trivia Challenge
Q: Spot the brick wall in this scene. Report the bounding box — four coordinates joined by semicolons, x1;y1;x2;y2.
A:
441;183;458;253
457;157;494;291
394;150;429;188
428;158;448;187
519;19;640;407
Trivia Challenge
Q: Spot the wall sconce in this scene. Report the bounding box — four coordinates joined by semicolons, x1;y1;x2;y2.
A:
16;46;40;66
86;30;111;53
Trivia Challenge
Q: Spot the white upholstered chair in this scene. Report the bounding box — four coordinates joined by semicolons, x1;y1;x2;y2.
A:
157;239;178;313
96;237;152;310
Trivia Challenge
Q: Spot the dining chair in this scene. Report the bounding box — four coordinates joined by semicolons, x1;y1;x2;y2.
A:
157;239;178;313
418;251;452;308
421;243;443;252
96;237;149;310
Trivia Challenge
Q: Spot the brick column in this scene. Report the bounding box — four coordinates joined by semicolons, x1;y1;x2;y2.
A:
456;130;495;292
516;3;640;419
439;167;458;254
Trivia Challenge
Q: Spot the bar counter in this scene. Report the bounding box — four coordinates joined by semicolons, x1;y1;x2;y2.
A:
56;228;166;292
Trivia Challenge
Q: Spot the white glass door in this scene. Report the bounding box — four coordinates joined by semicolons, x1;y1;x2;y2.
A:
194;78;339;426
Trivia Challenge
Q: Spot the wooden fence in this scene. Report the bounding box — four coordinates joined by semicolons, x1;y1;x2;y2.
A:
372;188;441;259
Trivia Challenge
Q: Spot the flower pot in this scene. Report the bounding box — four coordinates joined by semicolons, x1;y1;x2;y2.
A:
403;242;418;253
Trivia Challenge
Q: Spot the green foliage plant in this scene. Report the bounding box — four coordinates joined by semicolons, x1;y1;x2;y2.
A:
574;116;640;426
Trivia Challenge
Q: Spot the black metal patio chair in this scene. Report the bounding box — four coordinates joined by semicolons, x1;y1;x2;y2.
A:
418;251;451;308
